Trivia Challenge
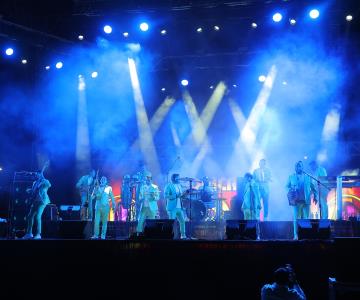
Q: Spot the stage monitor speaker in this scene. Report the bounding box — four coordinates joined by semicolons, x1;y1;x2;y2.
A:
58;221;92;239
143;219;175;239
225;220;258;240
297;219;331;240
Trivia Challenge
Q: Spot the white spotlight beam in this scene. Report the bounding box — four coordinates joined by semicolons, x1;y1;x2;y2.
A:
241;65;277;154
130;96;176;151
128;58;161;176
317;106;341;163
76;76;91;177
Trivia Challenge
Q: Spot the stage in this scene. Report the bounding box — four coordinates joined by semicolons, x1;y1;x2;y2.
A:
1;221;360;299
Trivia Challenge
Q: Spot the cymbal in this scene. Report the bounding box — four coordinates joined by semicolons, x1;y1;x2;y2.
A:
179;177;202;182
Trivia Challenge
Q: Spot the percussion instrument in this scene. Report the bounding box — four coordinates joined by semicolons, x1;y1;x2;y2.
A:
183;199;206;221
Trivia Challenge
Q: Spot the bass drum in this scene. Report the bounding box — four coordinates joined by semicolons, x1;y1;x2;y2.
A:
183;200;206;221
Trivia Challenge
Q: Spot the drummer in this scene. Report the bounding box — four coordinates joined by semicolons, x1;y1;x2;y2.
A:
200;176;217;221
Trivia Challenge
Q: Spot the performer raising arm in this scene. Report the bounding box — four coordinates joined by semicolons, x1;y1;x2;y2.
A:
164;173;187;239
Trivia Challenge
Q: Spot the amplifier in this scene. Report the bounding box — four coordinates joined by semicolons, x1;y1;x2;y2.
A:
59;205;81;220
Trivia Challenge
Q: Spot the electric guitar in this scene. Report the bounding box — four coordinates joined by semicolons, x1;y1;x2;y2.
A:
27;160;50;202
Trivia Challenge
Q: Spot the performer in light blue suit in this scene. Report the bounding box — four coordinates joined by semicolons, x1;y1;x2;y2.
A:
286;161;317;240
164;174;187;239
136;171;160;235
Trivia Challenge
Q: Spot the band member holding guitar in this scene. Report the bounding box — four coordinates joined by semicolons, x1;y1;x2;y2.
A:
164;173;187;239
286;161;317;240
136;171;160;235
76;169;96;221
91;176;116;240
23;161;51;240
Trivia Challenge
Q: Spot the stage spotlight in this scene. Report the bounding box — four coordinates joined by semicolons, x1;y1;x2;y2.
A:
123;32;129;37
272;13;283;22
196;27;203;33
55;62;63;69
161;87;166;92
45;65;50;70
5;48;14;56
233;84;237;88
91;71;98;78
251;22;258;28
78;35;84;40
21;59;27;64
258;75;266;82
346;15;353;22
210;85;214;89
181;79;189;86
309;9;320;19
0;167;2;171
103;25;112;34
140;22;149;32
290;19;296;25
214;25;220;31
160;29;167;35
282;81;287;85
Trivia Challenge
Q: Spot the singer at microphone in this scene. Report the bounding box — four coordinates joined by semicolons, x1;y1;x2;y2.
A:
286;160;318;240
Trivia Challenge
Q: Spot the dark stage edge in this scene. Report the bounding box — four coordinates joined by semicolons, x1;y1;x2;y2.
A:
1;238;360;299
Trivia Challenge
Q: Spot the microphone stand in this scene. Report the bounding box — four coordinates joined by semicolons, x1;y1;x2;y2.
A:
302;170;331;219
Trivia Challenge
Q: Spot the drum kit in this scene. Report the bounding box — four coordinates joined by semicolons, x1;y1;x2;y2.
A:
179;177;220;222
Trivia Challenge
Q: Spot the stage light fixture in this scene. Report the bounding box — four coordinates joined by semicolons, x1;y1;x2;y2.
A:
258;75;266;82
233;84;237;88
5;48;14;56
91;71;98;78
55;62;63;69
282;81;287;85
214;25;220;31
272;13;283;22
346;15;353;22
0;167;2;171
78;35;84;40
196;27;203;33
181;79;189;86
161;87;166;92
251;22;258;28
210;85;214;89
160;29;167;35
290;19;296;25
140;22;149;32
45;65;50;70
123;32;129;37
21;59;27;64
103;25;112;34
309;9;320;19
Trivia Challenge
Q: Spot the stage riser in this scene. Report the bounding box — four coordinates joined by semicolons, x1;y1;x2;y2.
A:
39;220;360;240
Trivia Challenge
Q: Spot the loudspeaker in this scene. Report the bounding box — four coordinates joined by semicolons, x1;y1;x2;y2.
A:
58;221;92;239
143;219;175;239
297;219;331;240
225;220;258;240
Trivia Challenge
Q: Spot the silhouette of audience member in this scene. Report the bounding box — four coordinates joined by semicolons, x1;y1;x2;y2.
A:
261;264;306;300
